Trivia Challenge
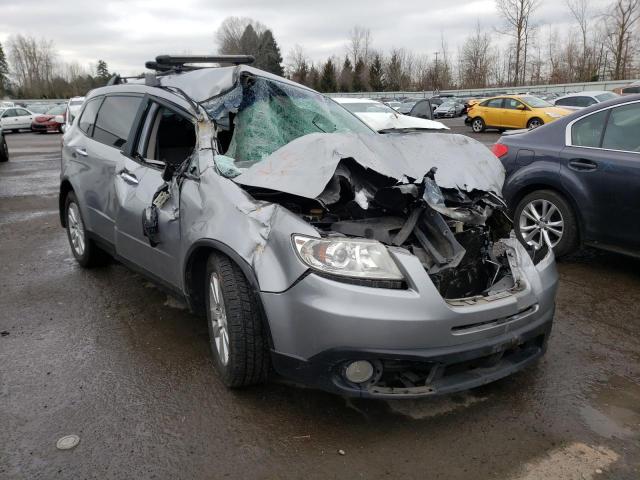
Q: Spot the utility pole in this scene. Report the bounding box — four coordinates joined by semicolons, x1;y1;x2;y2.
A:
434;51;439;93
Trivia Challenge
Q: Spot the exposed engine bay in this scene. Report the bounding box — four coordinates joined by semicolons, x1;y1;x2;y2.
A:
242;159;518;301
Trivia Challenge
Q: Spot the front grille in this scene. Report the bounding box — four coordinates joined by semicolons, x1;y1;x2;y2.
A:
451;305;538;334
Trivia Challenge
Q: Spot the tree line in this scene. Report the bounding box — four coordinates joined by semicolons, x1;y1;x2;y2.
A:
281;0;639;93
0;35;112;99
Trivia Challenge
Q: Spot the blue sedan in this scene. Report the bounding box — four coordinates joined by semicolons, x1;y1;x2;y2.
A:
493;94;640;257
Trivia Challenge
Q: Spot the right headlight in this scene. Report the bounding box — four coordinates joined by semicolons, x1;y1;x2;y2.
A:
292;235;404;280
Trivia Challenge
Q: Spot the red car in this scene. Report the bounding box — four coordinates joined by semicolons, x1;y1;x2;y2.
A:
31;104;66;133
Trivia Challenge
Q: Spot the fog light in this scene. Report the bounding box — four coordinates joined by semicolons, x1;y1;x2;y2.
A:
344;360;374;384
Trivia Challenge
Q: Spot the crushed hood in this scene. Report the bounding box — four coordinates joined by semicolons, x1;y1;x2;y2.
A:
233;132;505;199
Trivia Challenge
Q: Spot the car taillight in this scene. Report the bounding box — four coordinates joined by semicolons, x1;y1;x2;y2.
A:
491;143;509;158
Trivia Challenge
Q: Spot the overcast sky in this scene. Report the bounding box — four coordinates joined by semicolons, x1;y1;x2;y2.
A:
0;0;611;76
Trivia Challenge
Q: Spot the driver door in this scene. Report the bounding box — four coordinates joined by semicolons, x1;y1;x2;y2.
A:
502;98;528;128
114;99;197;288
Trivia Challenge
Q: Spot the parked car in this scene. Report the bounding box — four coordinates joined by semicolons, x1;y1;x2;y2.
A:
0;126;8;162
397;100;418;114
60;54;557;398
553;91;618;110
0;107;35;132
63;96;85;133
613;81;640;95
467;95;571;132
493;94;640;258
433;100;465;118
1;101;16;108
333;97;447;132
31;104;67;133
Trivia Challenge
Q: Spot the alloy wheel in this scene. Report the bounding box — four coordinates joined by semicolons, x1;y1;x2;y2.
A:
528;119;542;129
472;119;483;132
209;273;229;366
67;202;85;256
519;199;564;249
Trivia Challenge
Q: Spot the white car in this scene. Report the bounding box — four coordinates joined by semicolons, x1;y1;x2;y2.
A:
334;98;448;133
0;107;35;133
433;100;465;118
553;91;618;110
63;96;85;132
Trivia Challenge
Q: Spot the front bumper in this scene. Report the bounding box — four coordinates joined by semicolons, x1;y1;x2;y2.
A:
262;241;558;397
271;308;552;398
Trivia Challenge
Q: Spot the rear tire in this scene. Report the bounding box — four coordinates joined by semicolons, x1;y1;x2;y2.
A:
514;190;579;257
205;253;270;388
64;192;110;267
471;117;485;133
527;117;544;129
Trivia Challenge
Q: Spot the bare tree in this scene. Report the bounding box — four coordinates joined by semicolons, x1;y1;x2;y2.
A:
215;17;266;54
347;26;372;66
495;0;540;86
285;44;310;83
458;23;493;88
605;0;640;79
8;34;56;98
566;0;591;80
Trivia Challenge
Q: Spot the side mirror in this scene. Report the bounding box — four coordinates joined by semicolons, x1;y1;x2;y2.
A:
517;104;526;110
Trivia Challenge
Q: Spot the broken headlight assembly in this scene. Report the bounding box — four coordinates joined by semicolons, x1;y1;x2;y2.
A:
292;235;404;281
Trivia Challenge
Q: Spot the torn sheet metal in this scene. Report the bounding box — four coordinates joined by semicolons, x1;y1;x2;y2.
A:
233;132;505;199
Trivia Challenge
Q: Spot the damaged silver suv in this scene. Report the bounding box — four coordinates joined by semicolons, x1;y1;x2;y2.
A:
59;55;558;398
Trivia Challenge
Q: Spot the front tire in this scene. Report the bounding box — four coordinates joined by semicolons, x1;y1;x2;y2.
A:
205;253;270;388
64;192;109;267
0;137;8;162
514;190;579;257
471;117;485;133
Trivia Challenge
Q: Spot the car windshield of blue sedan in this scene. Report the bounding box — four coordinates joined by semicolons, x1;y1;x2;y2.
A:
521;96;552;108
202;77;373;169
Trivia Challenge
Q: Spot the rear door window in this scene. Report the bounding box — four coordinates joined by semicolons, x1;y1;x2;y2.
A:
571;110;609;147
601;103;640;152
411;101;431;116
483;98;504;108
78;97;103;135
93;95;143;149
2;109;16;117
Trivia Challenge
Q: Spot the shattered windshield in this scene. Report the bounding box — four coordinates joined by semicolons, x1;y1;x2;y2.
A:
202;76;373;170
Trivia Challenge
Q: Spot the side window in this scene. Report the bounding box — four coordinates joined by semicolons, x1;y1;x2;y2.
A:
78;97;103;135
582;97;597;107
138;104;196;168
93;96;143;149
602;103;640;152
555;98;572;106
16;109;30;116
622;87;640;94
571;110;608;147
2;109;16;117
504;98;523;110
483;98;503;108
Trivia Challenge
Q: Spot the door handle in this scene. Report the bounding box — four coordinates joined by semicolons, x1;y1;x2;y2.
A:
74;147;88;157
568;158;598;172
118;170;139;185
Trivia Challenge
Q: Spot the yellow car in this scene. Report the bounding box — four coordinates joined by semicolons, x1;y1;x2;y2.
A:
467;95;571;132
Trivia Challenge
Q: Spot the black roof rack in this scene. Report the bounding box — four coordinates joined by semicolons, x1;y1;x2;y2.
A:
155;55;255;67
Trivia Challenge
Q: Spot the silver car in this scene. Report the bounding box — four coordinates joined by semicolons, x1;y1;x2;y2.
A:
59;55;558;398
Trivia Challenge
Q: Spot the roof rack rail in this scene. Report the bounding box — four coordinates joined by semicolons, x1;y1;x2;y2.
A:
106;74;145;86
155;55;255;67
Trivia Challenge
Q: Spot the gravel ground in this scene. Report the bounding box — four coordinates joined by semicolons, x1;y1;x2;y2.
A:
1;130;638;480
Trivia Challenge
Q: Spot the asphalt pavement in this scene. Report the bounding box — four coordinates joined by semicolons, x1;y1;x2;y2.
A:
1;128;638;480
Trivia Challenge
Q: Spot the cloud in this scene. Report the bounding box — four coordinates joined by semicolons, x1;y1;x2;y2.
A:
0;0;613;75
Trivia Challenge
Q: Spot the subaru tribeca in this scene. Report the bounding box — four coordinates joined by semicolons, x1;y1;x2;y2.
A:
59;55;558;398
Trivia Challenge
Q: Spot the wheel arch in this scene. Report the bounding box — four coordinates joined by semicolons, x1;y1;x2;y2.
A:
59;179;74;227
183;239;274;348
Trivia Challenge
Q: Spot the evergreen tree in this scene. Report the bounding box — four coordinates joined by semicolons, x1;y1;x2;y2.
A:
338;57;353;92
353;58;366;92
239;24;261;57
0;42;9;96
307;65;321;90
96;60;110;79
368;54;384;91
385;51;402;91
319;59;337;92
257;30;284;76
